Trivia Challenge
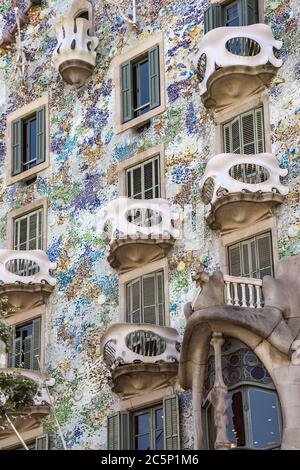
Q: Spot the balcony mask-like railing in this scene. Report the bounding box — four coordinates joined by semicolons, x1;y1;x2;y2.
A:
0;250;56;286
52;0;99;87
101;323;180;369
223;274;263;308
100;197;179;241
0;367;55;407
196;24;282;95
200;153;289;206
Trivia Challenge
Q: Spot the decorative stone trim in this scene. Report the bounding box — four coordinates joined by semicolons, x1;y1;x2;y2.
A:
0;250;56;286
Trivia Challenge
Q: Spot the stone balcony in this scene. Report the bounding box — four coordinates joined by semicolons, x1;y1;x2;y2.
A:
0;366;54;441
101;197;178;272
101;323;180;399
52;0;99;88
196;24;282;110
200;153;288;231
0;250;56;311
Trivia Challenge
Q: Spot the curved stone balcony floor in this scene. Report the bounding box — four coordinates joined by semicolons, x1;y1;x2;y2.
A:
101;323;180;398
196;24;282;110
100;197;178;272
200;153;288;231
0;250;56;310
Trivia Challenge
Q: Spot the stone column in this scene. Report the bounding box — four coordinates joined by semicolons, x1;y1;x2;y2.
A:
207;331;231;450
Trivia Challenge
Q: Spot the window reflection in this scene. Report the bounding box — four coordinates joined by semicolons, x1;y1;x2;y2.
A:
248;389;281;449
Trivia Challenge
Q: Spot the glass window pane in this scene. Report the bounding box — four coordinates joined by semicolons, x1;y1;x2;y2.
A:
139;60;150;114
135;412;150;434
229;391;246;447
248;389;281;449
135;435;150;450
155;430;164;450
155;408;164;430
29;118;37;161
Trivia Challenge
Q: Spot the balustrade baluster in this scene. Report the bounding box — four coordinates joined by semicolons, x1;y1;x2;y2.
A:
241;284;247;307
233;282;239;306
248;285;254;308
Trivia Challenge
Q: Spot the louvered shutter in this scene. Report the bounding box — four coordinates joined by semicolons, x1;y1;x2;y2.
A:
204;4;222;33
107;412;130;450
149;45;160;110
7;327;15;368
142;274;157;324
255;107;264;153
32;318;41;371
36;106;46;165
35;434;49;450
256;232;273;278
24;336;32;369
121;62;133;123
232;117;241;154
127;279;141;323
224;124;231;153
132;166;142;198
229;244;242;276
241;0;259;25
144;160;154;199
156;271;164;326
241;110;256;155
107;413;120;450
163;395;180;450
250;238;257;277
241;241;251;277
12;119;22;176
13;336;22;368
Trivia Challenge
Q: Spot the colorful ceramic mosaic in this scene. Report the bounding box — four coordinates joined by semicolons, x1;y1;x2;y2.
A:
0;0;299;449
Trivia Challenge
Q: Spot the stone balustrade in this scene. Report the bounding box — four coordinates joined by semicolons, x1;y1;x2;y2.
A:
196;24;282;96
101;323;180;369
200;153;288;207
0;250;56;286
223;274;263;308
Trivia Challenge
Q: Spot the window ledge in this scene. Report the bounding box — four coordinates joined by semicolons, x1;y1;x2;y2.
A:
116;103;165;134
7;160;50;186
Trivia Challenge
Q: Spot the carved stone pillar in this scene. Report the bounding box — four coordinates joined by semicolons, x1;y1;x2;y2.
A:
207;331;231;450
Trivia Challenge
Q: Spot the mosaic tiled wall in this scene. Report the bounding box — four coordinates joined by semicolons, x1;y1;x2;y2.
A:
0;0;299;449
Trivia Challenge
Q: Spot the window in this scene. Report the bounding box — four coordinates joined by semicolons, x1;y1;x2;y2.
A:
121;46;160;124
228;232;273;279
8;318;41;371
6;434;49;450
12;208;43;275
206;387;281;449
204;0;259;33
12;106;46;177
126;270;164;325
223;107;264;154
133;405;164;450
126;155;161;199
107;396;180;450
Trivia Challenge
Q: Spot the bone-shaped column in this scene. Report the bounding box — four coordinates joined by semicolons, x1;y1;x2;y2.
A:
207;331;231;450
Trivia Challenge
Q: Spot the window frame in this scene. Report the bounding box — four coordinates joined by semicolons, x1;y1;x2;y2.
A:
114;32;165;133
228;231;274;279
125;154;161;200
6;95;49;185
13;208;44;252
126;269;165;325
204;384;281;450
119;258;170;325
132;403;164;450
8;317;41;371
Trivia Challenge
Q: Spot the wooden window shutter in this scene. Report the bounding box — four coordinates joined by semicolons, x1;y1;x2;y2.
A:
24;336;32;369
241;240;251;277
256;232;273;278
107;412;130;450
163;395;180;450
231;117;241;154
142;273;157;324
32;318;41;371
35;434;49;450
36;106;46;165
149;45;160;110
241;110;256;155
7;326;15;368
156;271;164;326
241;0;259;26
13;336;22;368
143;160;154;199
204;4;222;33
229;244;242;276
12;118;22;176
255;107;265;153
121;61;133;123
223;123;232;153
127;278;141;323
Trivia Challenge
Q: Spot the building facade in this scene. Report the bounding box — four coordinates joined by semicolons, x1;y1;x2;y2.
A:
0;0;299;450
